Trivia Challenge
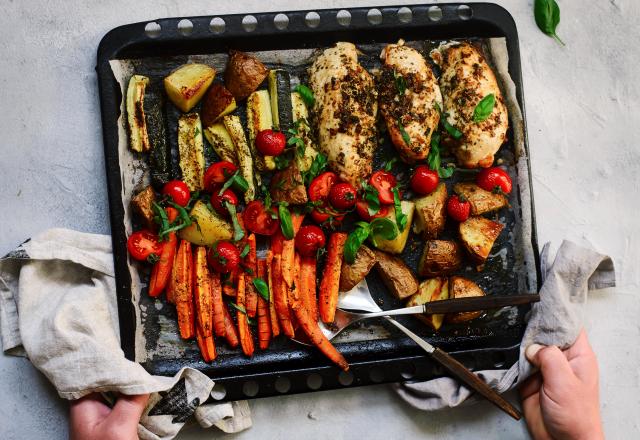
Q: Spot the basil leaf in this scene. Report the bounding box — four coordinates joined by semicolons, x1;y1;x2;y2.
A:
397;119;412;146
219;171;248;195
224;201;245;242
239;243;250;258
293;84;315;107
370;218;399;241
274;154;291;170
228;301;247;315
152;202;170;241
344;225;371;264
253;278;270;302
392;188;407;232
442;118;463;140
362;182;381;216
303;152;328;186
393;70;407;96
383;157;398;172
278;204;294;239
473;94;496;123
534;0;564;45
427;133;441;171
437;164;455;179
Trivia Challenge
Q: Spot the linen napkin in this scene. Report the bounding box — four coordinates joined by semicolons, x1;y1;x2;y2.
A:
0;228;252;440
394;240;615;410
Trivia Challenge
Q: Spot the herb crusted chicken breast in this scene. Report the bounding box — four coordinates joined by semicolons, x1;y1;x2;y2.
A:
309;42;378;185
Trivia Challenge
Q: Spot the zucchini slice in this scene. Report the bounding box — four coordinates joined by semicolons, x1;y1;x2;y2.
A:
177;113;205;191
126;75;151;152
223;115;256;202
291;91;319;172
144;86;172;189
204;122;238;164
246;90;276;171
268;70;293;132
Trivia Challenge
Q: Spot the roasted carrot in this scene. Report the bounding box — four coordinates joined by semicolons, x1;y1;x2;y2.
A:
245;234;258;318
272;253;295;337
256;259;271;349
281;213;305;311
266;251;280;337
319;232;347;324
299;255;318;322
165;251;177;304
236;273;255;357
174;240;195;339
211;272;226;338
222;303;239;348
291;299;349;371
193;246;213;337
222;270;237;297
148;207;179;297
196;323;216;362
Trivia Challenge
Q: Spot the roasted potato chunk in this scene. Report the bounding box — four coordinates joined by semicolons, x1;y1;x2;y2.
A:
406;277;449;330
164;63;216;112
453;182;508;215
201;83;237;128
339;245;377;292
459;216;504;263
131;186;156;230
224;50;269;100
413;183;447;239
270;161;308;205
418;240;464;277
446;276;486;323
178;201;233;245
373;250;418;300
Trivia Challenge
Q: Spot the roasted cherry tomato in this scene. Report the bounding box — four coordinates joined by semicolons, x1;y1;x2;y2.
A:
127;230;162;262
308;171;339;202
161;180;190;206
328;182;357;210
476;167;512;194
243;200;279;236
369;170;397;205
310;206;345;226
446;195;471;222
207;241;240;274
210;188;239;217
295;225;327;257
355;199;390;222
410;166;439;196
255;129;286;156
204;161;238;192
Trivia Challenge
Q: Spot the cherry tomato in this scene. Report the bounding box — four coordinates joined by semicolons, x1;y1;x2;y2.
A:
410;166;439;196
446;195;471;222
476;167;512;194
204;161;238;192
127;230;162;262
310;207;345;226
295;225;327;257
355;199;390;222
210;188;239;217
243;200;279;236
255;129;286;156
207;241;240;274
308;171;339;202
369;171;397;205
161;180;190;206
328;182;357;210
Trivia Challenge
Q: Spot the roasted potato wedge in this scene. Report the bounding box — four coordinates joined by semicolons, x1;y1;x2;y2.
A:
131;186;156;230
164;63;216;112
224;50;269;100
339;245;377;292
201;83;237;128
179;200;233;245
446;276;486;323
373;250;418;300
413;183;447;239
371;200;415;254
418;240;464;277
459;216;504;263
406;277;450;330
270;161;308;205
453;182;508;215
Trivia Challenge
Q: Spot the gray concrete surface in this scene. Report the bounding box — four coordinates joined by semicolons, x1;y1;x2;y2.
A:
1;1;638;439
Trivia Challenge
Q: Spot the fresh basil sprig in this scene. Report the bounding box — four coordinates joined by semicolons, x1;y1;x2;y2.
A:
219;170;249;195
473;94;496;123
344;218;398;264
362;182;381;216
397;119;412;146
434;102;463;140
393;70;407;96
293;84;315;107
228;301;247;315
253;277;270;301
278;203;294;239
369;218;399;247
224;201;245;242
426;133;454;179
392;187;407;232
383;157;398;172
239;243;250;258
153;201;193;241
534;0;564;46
303;152;328;186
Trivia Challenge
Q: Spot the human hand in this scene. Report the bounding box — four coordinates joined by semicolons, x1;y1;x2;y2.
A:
519;330;603;440
69;392;149;440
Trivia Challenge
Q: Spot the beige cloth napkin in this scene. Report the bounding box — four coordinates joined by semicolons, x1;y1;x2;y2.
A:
0;228;252;440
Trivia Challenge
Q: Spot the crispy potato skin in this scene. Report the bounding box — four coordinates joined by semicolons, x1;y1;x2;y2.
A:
131;186;156;230
459;216;504;263
164;64;216;112
224;50;269;100
418;240;464;277
453;182;508;215
269;161;308;205
406;277;449;330
201;83;237;128
373;250;418;300
446;276;486;323
339;245;377;292
413;183;447;239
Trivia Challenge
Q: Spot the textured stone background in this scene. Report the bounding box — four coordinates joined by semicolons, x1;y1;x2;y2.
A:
1;1;638;439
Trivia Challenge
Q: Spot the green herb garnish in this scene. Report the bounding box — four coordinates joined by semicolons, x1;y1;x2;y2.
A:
224;201;245;242
252;278;270;302
343;218;399;264
219;170;249;195
278;203;294;239
228;301;247;315
534;0;565;45
393;70;407;96
362;182;381;217
392;187;407;232
473;94;496;123
383;157;399;172
293;84;315;107
303;153;328;186
239;243;250;259
397;119;412;146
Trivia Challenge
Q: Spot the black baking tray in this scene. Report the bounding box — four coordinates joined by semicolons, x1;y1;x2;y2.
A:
97;3;540;403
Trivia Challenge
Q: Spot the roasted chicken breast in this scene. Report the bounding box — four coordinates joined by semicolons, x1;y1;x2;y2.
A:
309;42;378;186
434;43;508;168
379;41;442;162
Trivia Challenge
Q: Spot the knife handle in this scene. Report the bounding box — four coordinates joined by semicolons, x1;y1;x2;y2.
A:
430;348;522;420
424;294;540;315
